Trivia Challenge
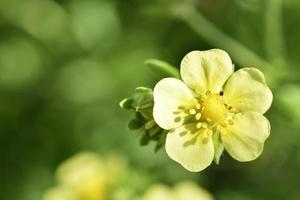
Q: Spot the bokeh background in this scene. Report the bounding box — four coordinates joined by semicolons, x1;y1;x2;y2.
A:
0;0;300;199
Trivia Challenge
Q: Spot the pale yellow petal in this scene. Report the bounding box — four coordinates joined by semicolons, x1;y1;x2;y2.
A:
180;49;234;95
56;152;107;200
153;78;195;130
56;152;105;185
175;182;214;200
138;185;174;200
43;186;77;200
165;124;214;172
224;68;273;114
220;112;270;162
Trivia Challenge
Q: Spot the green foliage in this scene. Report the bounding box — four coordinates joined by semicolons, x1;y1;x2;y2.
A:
145;59;180;79
120;87;167;152
0;0;300;199
212;131;224;165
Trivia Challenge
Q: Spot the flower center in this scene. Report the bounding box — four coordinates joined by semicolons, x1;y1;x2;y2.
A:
182;90;233;130
201;93;227;123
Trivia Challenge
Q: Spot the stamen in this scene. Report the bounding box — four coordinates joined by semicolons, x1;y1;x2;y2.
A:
205;90;211;96
196;103;201;109
202;122;208;129
219;91;224;96
191;99;198;104
221;122;227;128
228;120;234;125
195;113;202;120
189;109;196;115
196;122;202;129
207;129;213;137
202;129;213;141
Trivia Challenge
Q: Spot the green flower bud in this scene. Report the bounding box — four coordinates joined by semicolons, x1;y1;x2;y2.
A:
120;87;167;151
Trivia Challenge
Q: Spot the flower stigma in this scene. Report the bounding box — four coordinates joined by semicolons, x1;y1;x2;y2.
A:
201;91;228;123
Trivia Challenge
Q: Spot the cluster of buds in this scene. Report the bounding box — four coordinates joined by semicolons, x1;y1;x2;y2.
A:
120;87;167;151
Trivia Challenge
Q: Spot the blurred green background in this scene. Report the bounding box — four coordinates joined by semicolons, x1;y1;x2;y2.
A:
0;0;300;199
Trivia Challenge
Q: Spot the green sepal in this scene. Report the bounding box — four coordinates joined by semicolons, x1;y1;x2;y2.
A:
144;120;156;130
119;98;134;110
147;125;162;137
154;131;167;152
145;59;180;79
135;87;152;93
128;118;144;130
132;87;154;110
212;131;224;165
120;87;153;111
140;132;150;146
120;86;167;152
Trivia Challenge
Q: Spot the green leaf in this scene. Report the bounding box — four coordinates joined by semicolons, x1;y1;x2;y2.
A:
147;125;161;137
135;87;152;93
145;59;180;79
132;87;154;111
144;120;156;130
140;132;150;146
138;108;153;121
212;131;224;165
119;98;134;109
128;118;144;130
154;131;167;152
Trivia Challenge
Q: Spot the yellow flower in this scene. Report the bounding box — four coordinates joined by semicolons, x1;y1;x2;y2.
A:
153;49;272;172
55;152;108;200
138;182;214;200
43;186;77;200
43;152;126;200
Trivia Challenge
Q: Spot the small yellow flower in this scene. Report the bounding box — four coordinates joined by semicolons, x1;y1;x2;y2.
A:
153;49;272;172
43;152;126;200
55;152;108;200
138;182;214;200
43;186;77;200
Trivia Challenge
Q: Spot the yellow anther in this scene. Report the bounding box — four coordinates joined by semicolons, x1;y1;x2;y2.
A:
221;122;227;128
196;122;202;129
189;109;196;115
192;99;198;104
195;113;202;120
202;129;213;140
196;103;201;109
228;120;234;125
207;129;213;137
202;122;208;129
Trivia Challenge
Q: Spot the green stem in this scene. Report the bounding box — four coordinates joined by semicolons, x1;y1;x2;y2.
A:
171;4;273;71
264;0;286;67
145;59;180;79
170;3;287;87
